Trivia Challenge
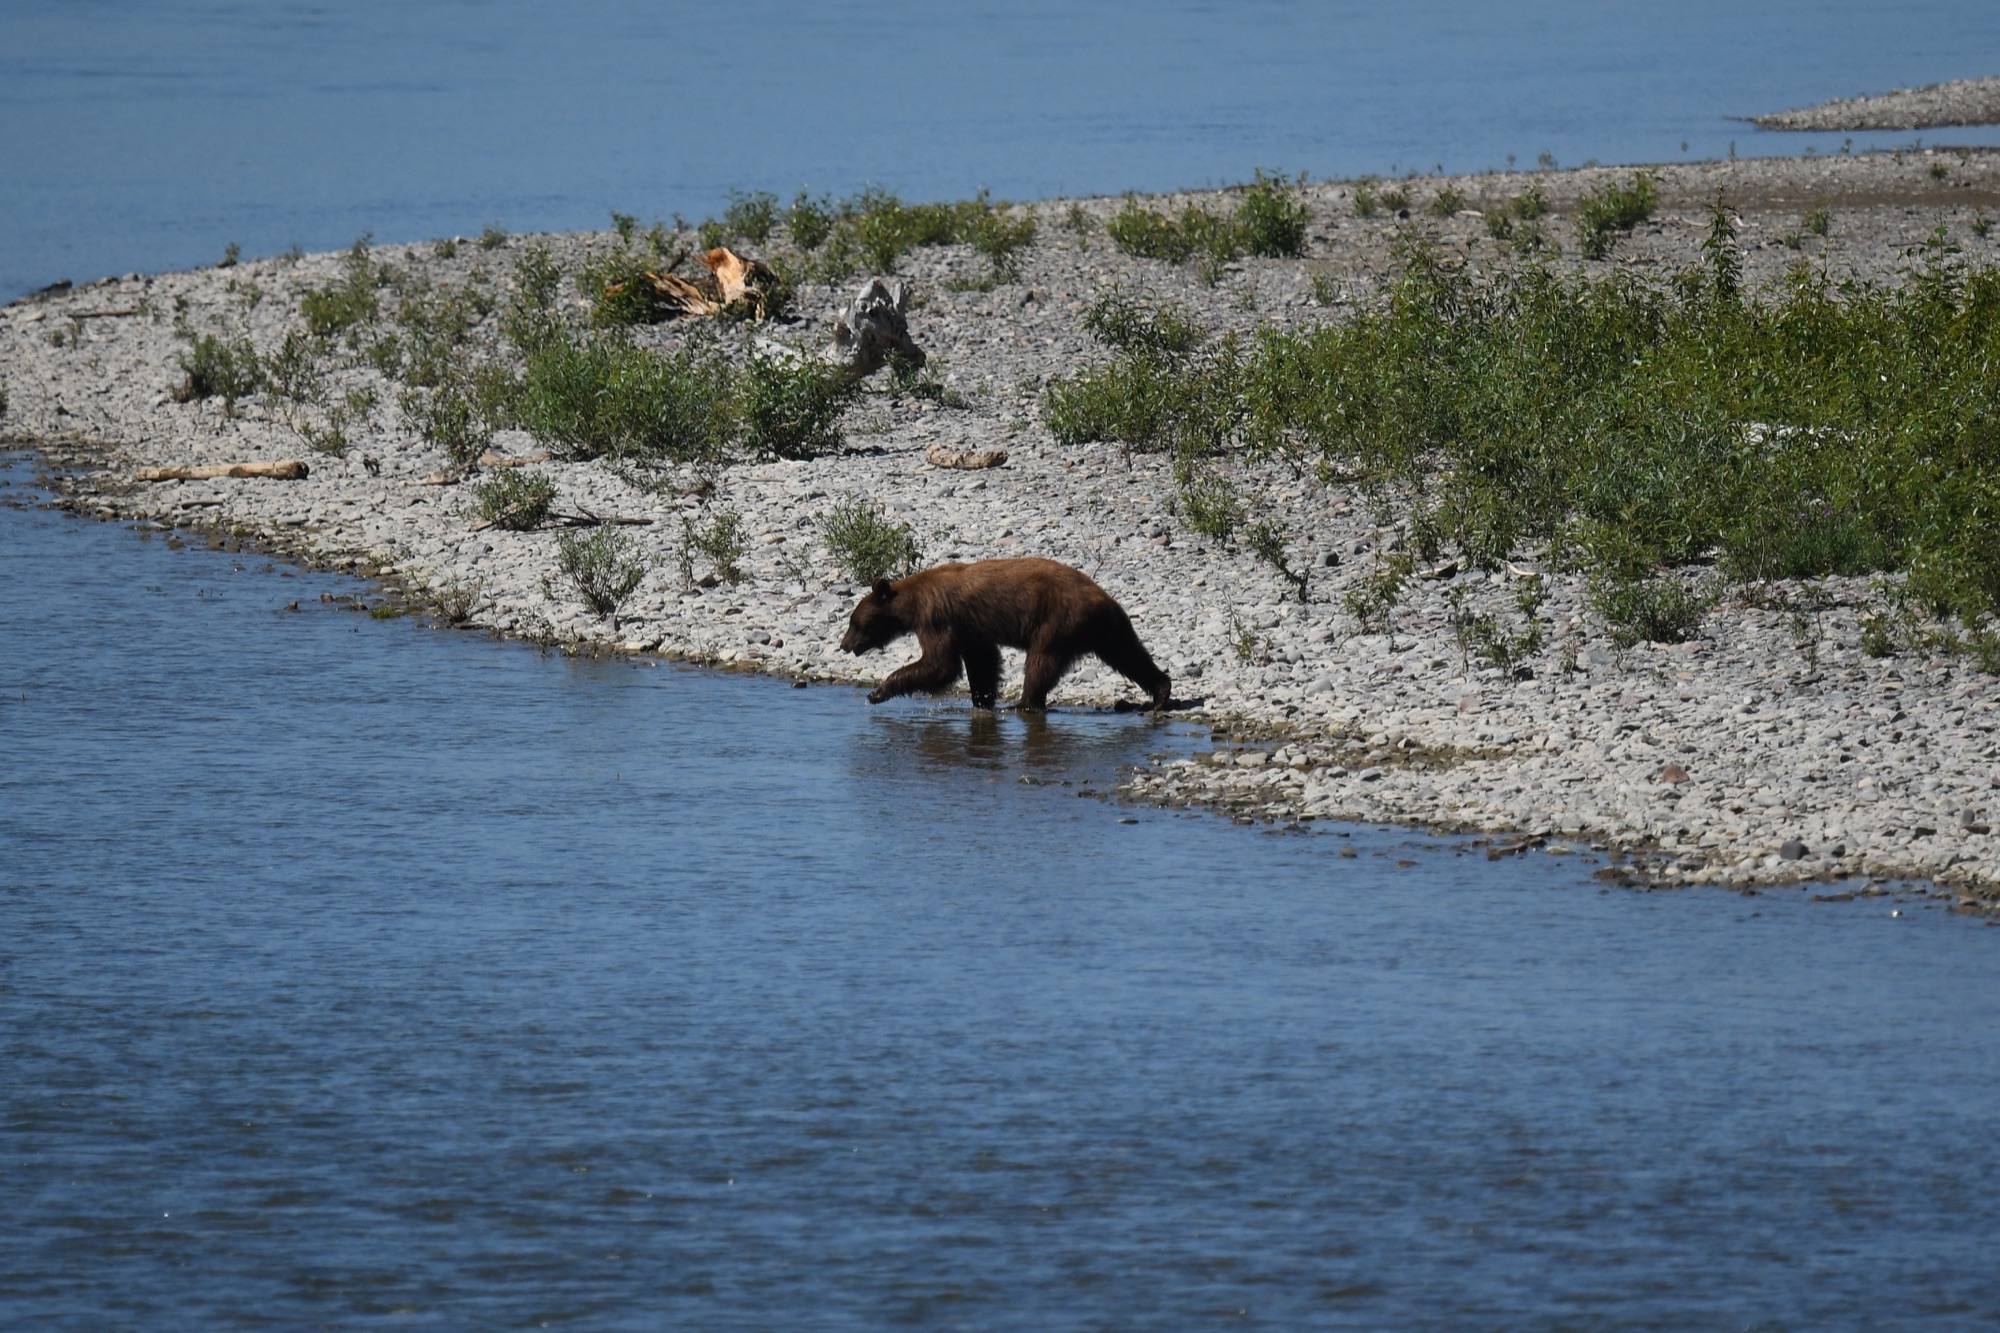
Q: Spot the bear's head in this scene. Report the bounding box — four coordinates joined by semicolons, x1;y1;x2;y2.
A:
840;578;911;655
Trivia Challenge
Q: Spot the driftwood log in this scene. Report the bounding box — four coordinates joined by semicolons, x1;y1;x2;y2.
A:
924;443;1008;470
602;247;779;320
830;277;925;379
136;461;309;481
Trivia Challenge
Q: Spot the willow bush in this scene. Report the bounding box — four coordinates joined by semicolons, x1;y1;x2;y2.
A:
1046;211;2000;628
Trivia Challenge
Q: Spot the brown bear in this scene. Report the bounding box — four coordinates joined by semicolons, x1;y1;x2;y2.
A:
840;557;1172;712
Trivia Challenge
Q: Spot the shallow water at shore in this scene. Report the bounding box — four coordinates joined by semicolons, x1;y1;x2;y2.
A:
6;458;2000;1326
8;1;2000;301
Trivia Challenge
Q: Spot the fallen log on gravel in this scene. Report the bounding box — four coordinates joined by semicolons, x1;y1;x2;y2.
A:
602;247;780;320
924;442;1008;470
136;460;309;481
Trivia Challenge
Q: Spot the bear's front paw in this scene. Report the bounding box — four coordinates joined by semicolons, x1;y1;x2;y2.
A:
867;687;891;704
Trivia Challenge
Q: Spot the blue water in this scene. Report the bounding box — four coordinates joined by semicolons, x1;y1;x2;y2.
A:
7;1;2000;301
10;9;2000;1323
6;463;2000;1329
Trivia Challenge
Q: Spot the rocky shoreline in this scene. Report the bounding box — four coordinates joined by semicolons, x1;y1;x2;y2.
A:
5;150;1999;917
1753;75;2000;132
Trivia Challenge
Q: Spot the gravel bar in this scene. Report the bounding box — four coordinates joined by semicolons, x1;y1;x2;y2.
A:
1753;75;2000;132
6;150;2000;915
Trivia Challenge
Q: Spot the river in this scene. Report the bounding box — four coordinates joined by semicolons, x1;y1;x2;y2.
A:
7;0;2000;301
5;456;2000;1326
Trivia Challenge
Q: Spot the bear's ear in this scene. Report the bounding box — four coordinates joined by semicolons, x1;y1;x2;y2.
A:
871;577;895;600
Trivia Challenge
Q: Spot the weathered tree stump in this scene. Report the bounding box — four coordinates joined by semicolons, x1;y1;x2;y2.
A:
829;277;925;379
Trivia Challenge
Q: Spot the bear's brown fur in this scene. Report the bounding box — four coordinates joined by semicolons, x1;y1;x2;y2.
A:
840;557;1171;712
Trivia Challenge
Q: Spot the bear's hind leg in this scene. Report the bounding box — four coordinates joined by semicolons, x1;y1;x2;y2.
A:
962;638;1002;710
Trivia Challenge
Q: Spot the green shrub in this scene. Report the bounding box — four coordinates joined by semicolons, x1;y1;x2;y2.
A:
1107;173;1304;269
964;205;1038;278
1244;518;1310;602
1042;229;2000;631
740;355;857;460
474;469;556;530
1105;199;1196;262
1174;467;1245;543
1081;291;1204;357
479;224;509;250
1451;577;1547;674
1484;186;1551;248
515;333;734;468
1592;573;1714;648
1725;499;1887;582
502;244;567;355
888;351;965;406
724;191;779;244
554;524;650;614
400;379;491;464
790;189;1037;280
1043;294;1242;457
173;333;262;405
1063;203;1096;244
1231;617;1271;664
682;508;747;584
424;577;482;625
578;246;680;327
1576;173;1658;259
1344;553;1414;633
1427;185;1466;218
786;191;835;250
300;236;380;338
1106;199;1241;276
1237;170;1310;257
819;494;920;584
389;281;493;387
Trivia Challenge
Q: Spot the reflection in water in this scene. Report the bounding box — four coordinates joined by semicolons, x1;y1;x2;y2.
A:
6;457;2000;1329
900;706;1154;775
